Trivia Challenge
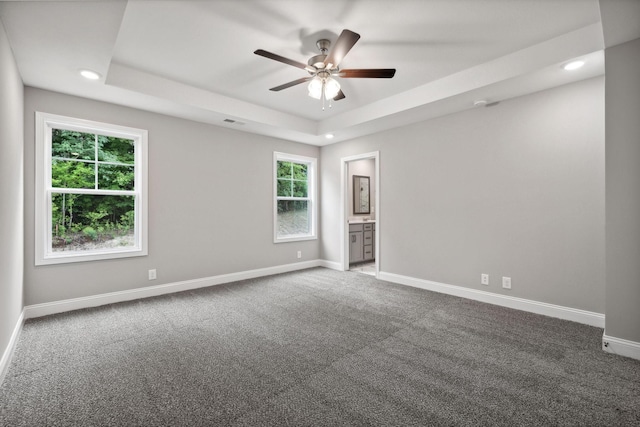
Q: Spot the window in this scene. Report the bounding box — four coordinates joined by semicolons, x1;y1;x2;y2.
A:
35;112;148;265
274;152;317;242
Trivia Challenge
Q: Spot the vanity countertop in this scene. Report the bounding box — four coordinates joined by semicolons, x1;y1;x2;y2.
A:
348;219;376;224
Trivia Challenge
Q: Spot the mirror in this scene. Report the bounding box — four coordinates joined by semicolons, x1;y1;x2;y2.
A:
353;175;370;214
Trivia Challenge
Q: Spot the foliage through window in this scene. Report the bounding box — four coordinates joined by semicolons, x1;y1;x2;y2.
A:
274;152;316;242
36;113;148;264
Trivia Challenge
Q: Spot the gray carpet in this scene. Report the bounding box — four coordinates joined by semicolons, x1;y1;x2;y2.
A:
1;268;639;426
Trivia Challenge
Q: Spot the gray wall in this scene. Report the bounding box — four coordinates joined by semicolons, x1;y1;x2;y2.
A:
321;77;605;313
605;38;640;342
24;88;320;305
0;20;24;362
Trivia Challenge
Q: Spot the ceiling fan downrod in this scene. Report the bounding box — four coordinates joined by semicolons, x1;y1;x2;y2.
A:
308;39;331;71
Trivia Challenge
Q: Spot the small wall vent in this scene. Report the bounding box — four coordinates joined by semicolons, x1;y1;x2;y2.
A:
223;119;246;126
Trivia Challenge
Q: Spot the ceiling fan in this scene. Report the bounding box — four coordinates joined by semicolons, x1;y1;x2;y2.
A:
255;29;396;109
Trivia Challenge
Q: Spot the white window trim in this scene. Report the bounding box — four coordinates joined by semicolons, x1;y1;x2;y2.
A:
35;112;148;265
273;152;317;243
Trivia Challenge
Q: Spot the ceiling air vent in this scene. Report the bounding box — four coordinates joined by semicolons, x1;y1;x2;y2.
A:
223;119;245;126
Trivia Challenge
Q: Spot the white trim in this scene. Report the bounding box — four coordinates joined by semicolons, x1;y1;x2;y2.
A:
379;271;605;327
0;310;25;387
340;159;347;270
24;260;323;319
341;151;380;276
374;154;380;277
319;259;342;271
602;334;640;361
340;152;380;163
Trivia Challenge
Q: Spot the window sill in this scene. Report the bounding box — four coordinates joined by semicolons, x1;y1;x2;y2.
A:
36;247;147;266
274;235;317;244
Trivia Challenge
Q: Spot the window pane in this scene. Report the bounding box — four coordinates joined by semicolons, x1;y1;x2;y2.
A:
52;129;95;160
98;135;135;164
51;193;135;253
277;161;292;178
98;164;135;190
277;179;292;197
276;200;309;237
293;163;307;180
51;159;95;189
292;180;307;197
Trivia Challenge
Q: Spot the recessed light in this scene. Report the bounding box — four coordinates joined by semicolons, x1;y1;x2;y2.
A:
473;100;488;107
80;69;101;80
325;133;334;139
563;61;585;71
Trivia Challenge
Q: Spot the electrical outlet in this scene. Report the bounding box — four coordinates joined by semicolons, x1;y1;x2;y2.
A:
297;250;302;259
502;276;511;289
148;269;157;280
481;274;489;285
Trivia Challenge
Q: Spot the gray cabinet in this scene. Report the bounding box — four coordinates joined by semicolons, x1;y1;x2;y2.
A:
349;229;363;263
349;223;375;264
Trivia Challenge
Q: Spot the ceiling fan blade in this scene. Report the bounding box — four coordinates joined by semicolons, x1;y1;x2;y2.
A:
269;77;312;91
333;90;346;101
254;49;314;72
324;29;360;68
338;69;396;78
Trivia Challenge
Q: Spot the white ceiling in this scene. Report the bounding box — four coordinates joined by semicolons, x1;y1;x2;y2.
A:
0;0;634;146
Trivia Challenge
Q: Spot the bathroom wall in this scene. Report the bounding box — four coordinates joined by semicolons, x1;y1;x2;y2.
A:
348;158;375;221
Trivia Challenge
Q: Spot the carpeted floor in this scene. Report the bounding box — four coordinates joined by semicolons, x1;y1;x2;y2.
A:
1;268;639;426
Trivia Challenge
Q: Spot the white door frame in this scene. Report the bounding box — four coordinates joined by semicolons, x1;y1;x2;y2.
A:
340;151;380;275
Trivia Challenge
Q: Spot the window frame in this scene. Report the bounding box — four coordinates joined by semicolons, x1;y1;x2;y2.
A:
273;152;317;243
35;112;148;265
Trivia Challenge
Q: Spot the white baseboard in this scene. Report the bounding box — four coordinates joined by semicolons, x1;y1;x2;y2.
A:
0;309;24;387
24;260;323;319
319;259;343;271
379;271;605;328
602;334;640;361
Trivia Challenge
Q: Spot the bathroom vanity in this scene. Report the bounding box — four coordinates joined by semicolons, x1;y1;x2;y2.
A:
349;222;375;264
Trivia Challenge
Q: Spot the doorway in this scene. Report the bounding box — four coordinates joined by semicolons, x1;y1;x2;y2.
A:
340;151;380;277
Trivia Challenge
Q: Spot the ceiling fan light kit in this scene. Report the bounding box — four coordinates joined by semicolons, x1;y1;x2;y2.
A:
255;29;396;110
308;73;340;99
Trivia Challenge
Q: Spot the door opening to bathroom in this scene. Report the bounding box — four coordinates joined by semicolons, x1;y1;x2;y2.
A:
341;152;379;276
